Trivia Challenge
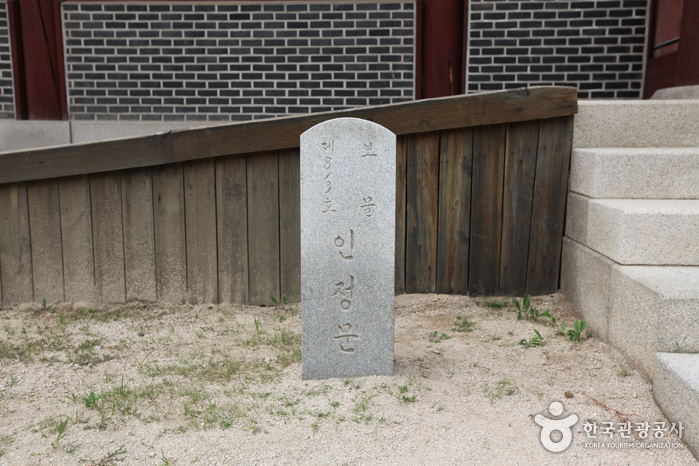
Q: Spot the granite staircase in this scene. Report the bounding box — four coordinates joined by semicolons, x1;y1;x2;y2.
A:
560;99;699;459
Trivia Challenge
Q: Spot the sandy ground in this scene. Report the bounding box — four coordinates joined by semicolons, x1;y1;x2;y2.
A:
0;292;696;465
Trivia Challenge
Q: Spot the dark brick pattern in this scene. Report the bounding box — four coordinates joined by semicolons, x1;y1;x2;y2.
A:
62;1;415;121
0;2;15;119
467;0;647;98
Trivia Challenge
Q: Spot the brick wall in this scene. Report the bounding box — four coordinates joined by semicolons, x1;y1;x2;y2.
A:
466;0;648;98
0;1;15;119
62;1;415;121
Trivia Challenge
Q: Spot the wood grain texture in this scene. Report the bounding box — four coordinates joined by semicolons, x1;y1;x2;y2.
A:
90;172;126;302
121;167;156;302
215;154;248;304
469;124;506;296
526;116;574;295
59;175;95;302
152;163;187;303
436;127;473;295
405;131;440;293
184;159;218;304
0;88;577;184
0;182;33;305
500;120;539;296
27;179;65;303
247;151;280;305
278;148;301;304
394;135;407;294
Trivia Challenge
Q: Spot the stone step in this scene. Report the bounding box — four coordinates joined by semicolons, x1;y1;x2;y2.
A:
573;100;699;148
565;195;699;265
561;238;699;379
570;148;699;199
654;353;699;459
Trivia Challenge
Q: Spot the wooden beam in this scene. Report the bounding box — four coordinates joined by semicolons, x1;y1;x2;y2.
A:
0;87;577;185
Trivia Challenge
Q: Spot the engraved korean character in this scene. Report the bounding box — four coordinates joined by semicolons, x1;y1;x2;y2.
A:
669;422;684;439
324;172;332;194
635;421;650;439
583;421;598;438
322;197;336;214
334;230;354;260
617;421;632;439
652;421;667;439
333;323;358;353
332;275;354;311
361;142;377;157
321;142;334;152
359;196;376;217
600;421;615;438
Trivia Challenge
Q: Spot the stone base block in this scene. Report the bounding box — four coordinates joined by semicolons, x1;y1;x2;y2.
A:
654;353;699;460
565;196;699;265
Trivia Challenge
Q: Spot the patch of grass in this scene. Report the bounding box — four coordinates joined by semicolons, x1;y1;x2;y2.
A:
0;435;14;457
671;342;699;354
618;368;633;377
342;378;362;390
519;329;546;348
397;378;418;403
510;295;556;324
482;298;509;310
160;450;174;465
484;377;518;402
452;315;474;333
559;320;587;342
353;394;375;423
428;331;451;343
271;295;299;322
51;415;69;449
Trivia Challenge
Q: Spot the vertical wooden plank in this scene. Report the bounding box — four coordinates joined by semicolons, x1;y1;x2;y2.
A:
216;155;249;304
90;172;126;302
0;182;33;305
526;115;574;295
27;179;65;303
278;148;301;304
247;150;280;305
184;159;218;304
59;175;95;302
395;135;407;294
152;163;187;303
500;120;539;295
436;127;473;295
405;131;440;293
469;124;506;296
121;167;156;302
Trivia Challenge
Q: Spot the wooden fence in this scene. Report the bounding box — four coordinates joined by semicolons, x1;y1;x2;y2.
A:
0;87;577;306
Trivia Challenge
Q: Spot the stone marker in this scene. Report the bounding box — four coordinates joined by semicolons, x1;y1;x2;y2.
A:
300;117;396;380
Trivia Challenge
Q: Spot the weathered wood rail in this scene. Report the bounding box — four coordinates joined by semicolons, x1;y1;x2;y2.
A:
0;87;576;306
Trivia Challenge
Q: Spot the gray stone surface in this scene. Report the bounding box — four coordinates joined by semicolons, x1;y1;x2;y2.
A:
654;353;699;460
584;199;699;265
652;85;699;100
573;100;699;148
570;148;699;199
300;117;396;380
560;237;613;341
561;238;699;380
0;120;71;153
563;192;590;245
608;266;699;379
70;121;221;144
